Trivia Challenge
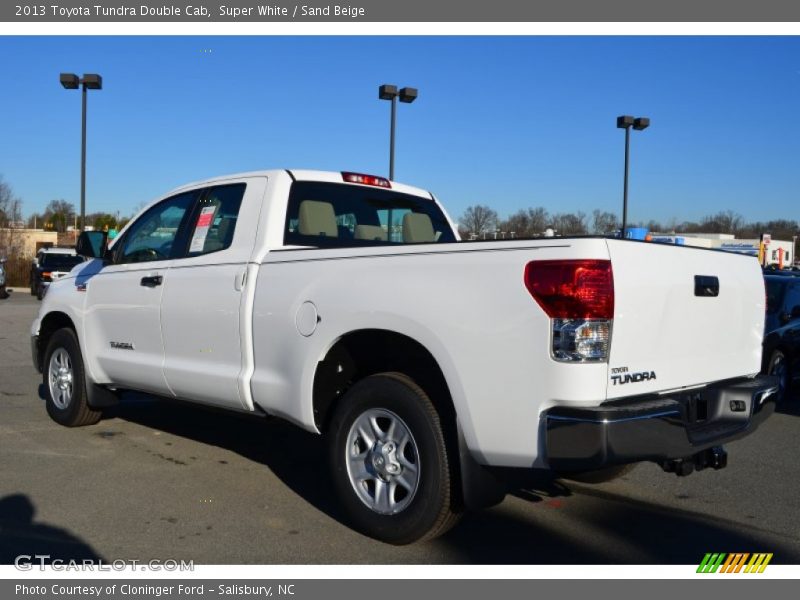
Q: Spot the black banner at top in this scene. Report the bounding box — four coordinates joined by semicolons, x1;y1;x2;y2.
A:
3;0;800;22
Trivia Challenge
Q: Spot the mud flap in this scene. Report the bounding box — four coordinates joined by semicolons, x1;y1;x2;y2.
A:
457;422;507;510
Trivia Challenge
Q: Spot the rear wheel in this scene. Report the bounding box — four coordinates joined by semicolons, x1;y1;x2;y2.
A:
36;285;44;301
767;349;790;401
43;328;102;427
328;372;461;544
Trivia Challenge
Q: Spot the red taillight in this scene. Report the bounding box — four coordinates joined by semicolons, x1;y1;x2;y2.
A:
42;271;52;280
342;172;391;188
524;260;614;319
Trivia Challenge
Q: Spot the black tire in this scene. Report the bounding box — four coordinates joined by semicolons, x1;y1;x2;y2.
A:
767;349;790;401
328;372;461;544
36;285;44;301
43;328;102;427
0;286;8;300
562;463;637;484
30;280;36;296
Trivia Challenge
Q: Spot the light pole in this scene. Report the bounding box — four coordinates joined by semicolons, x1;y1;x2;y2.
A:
378;84;417;181
60;72;102;232
616;115;650;239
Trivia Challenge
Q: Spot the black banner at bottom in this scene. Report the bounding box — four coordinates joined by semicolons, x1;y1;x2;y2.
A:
2;579;794;600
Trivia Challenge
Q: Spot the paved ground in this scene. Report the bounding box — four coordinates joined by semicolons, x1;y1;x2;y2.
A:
1;292;799;564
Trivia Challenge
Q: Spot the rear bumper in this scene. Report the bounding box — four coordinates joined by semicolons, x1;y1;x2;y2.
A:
544;375;778;471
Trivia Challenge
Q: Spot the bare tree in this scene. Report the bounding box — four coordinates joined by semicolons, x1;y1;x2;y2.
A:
700;210;744;234
591;210;619;235
44;199;76;233
459;205;498;237
502;207;549;238
552;211;588;235
644;219;664;233
0;176;13;224
0;176;24;257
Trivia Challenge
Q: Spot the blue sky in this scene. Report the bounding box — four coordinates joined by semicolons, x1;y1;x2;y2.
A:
1;36;799;225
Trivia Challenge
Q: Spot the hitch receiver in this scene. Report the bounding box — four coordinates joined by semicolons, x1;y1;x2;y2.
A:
660;446;728;477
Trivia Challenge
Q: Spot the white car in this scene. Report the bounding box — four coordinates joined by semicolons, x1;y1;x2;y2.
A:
31;170;777;543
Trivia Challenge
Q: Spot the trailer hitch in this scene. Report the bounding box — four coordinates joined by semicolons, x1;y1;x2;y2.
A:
660;446;728;477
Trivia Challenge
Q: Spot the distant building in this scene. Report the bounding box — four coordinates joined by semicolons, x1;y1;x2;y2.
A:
650;232;793;267
0;228;60;258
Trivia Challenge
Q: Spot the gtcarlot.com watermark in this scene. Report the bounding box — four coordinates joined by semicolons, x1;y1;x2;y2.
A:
14;555;194;572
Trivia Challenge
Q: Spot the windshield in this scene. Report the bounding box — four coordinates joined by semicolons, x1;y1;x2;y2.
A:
40;254;84;270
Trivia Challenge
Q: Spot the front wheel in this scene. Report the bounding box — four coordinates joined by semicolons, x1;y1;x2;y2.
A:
0;285;8;300
43;328;102;427
328;372;461;544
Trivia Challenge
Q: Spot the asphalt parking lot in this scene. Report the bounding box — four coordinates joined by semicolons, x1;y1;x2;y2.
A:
1;291;799;565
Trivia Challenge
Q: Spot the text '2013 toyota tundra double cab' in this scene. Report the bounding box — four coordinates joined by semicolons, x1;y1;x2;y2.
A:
32;169;778;544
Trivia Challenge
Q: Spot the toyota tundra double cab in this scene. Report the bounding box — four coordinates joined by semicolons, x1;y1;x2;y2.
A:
31;169;777;544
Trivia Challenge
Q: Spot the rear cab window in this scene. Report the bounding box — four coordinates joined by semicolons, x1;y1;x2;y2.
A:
186;183;246;257
283;182;456;248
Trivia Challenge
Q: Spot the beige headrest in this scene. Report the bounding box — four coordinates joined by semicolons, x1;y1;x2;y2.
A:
354;225;387;241
298;200;338;237
402;213;435;243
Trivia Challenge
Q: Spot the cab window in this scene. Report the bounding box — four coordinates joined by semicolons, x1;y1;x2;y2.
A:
186;184;246;256
117;192;195;264
283;182;456;248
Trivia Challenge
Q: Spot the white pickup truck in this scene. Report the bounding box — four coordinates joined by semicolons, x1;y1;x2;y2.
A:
32;169;777;544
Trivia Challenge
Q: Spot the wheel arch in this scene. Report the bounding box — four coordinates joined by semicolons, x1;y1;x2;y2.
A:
36;311;77;373
312;328;456;434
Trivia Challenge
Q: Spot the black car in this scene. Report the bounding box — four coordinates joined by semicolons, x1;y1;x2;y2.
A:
765;274;800;335
763;310;800;401
29;251;85;300
760;274;800;401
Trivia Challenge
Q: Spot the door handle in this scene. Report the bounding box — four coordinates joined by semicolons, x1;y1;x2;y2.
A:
140;275;163;288
234;269;247;291
694;275;719;297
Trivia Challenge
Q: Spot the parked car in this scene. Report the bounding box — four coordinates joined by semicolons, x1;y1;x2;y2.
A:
763;275;800;400
0;258;8;299
763;314;800;401
30;248;85;300
32;169;778;544
765;274;800;334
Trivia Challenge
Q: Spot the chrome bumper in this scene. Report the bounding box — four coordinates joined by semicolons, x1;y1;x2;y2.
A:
544;375;778;472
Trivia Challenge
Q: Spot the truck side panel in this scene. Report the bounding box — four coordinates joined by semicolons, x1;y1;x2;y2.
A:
249;240;612;468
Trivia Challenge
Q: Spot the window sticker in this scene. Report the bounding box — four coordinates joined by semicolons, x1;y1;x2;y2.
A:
189;205;218;253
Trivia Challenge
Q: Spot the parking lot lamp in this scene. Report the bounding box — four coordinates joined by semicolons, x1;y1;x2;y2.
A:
60;73;102;232
379;84;418;181
616;115;650;239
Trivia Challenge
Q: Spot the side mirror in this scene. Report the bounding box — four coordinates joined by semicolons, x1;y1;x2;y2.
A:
76;231;108;259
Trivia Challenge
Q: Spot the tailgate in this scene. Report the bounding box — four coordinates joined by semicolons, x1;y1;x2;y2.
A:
606;240;764;399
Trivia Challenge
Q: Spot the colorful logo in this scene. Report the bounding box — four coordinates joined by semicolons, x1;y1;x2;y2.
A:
697;553;773;573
